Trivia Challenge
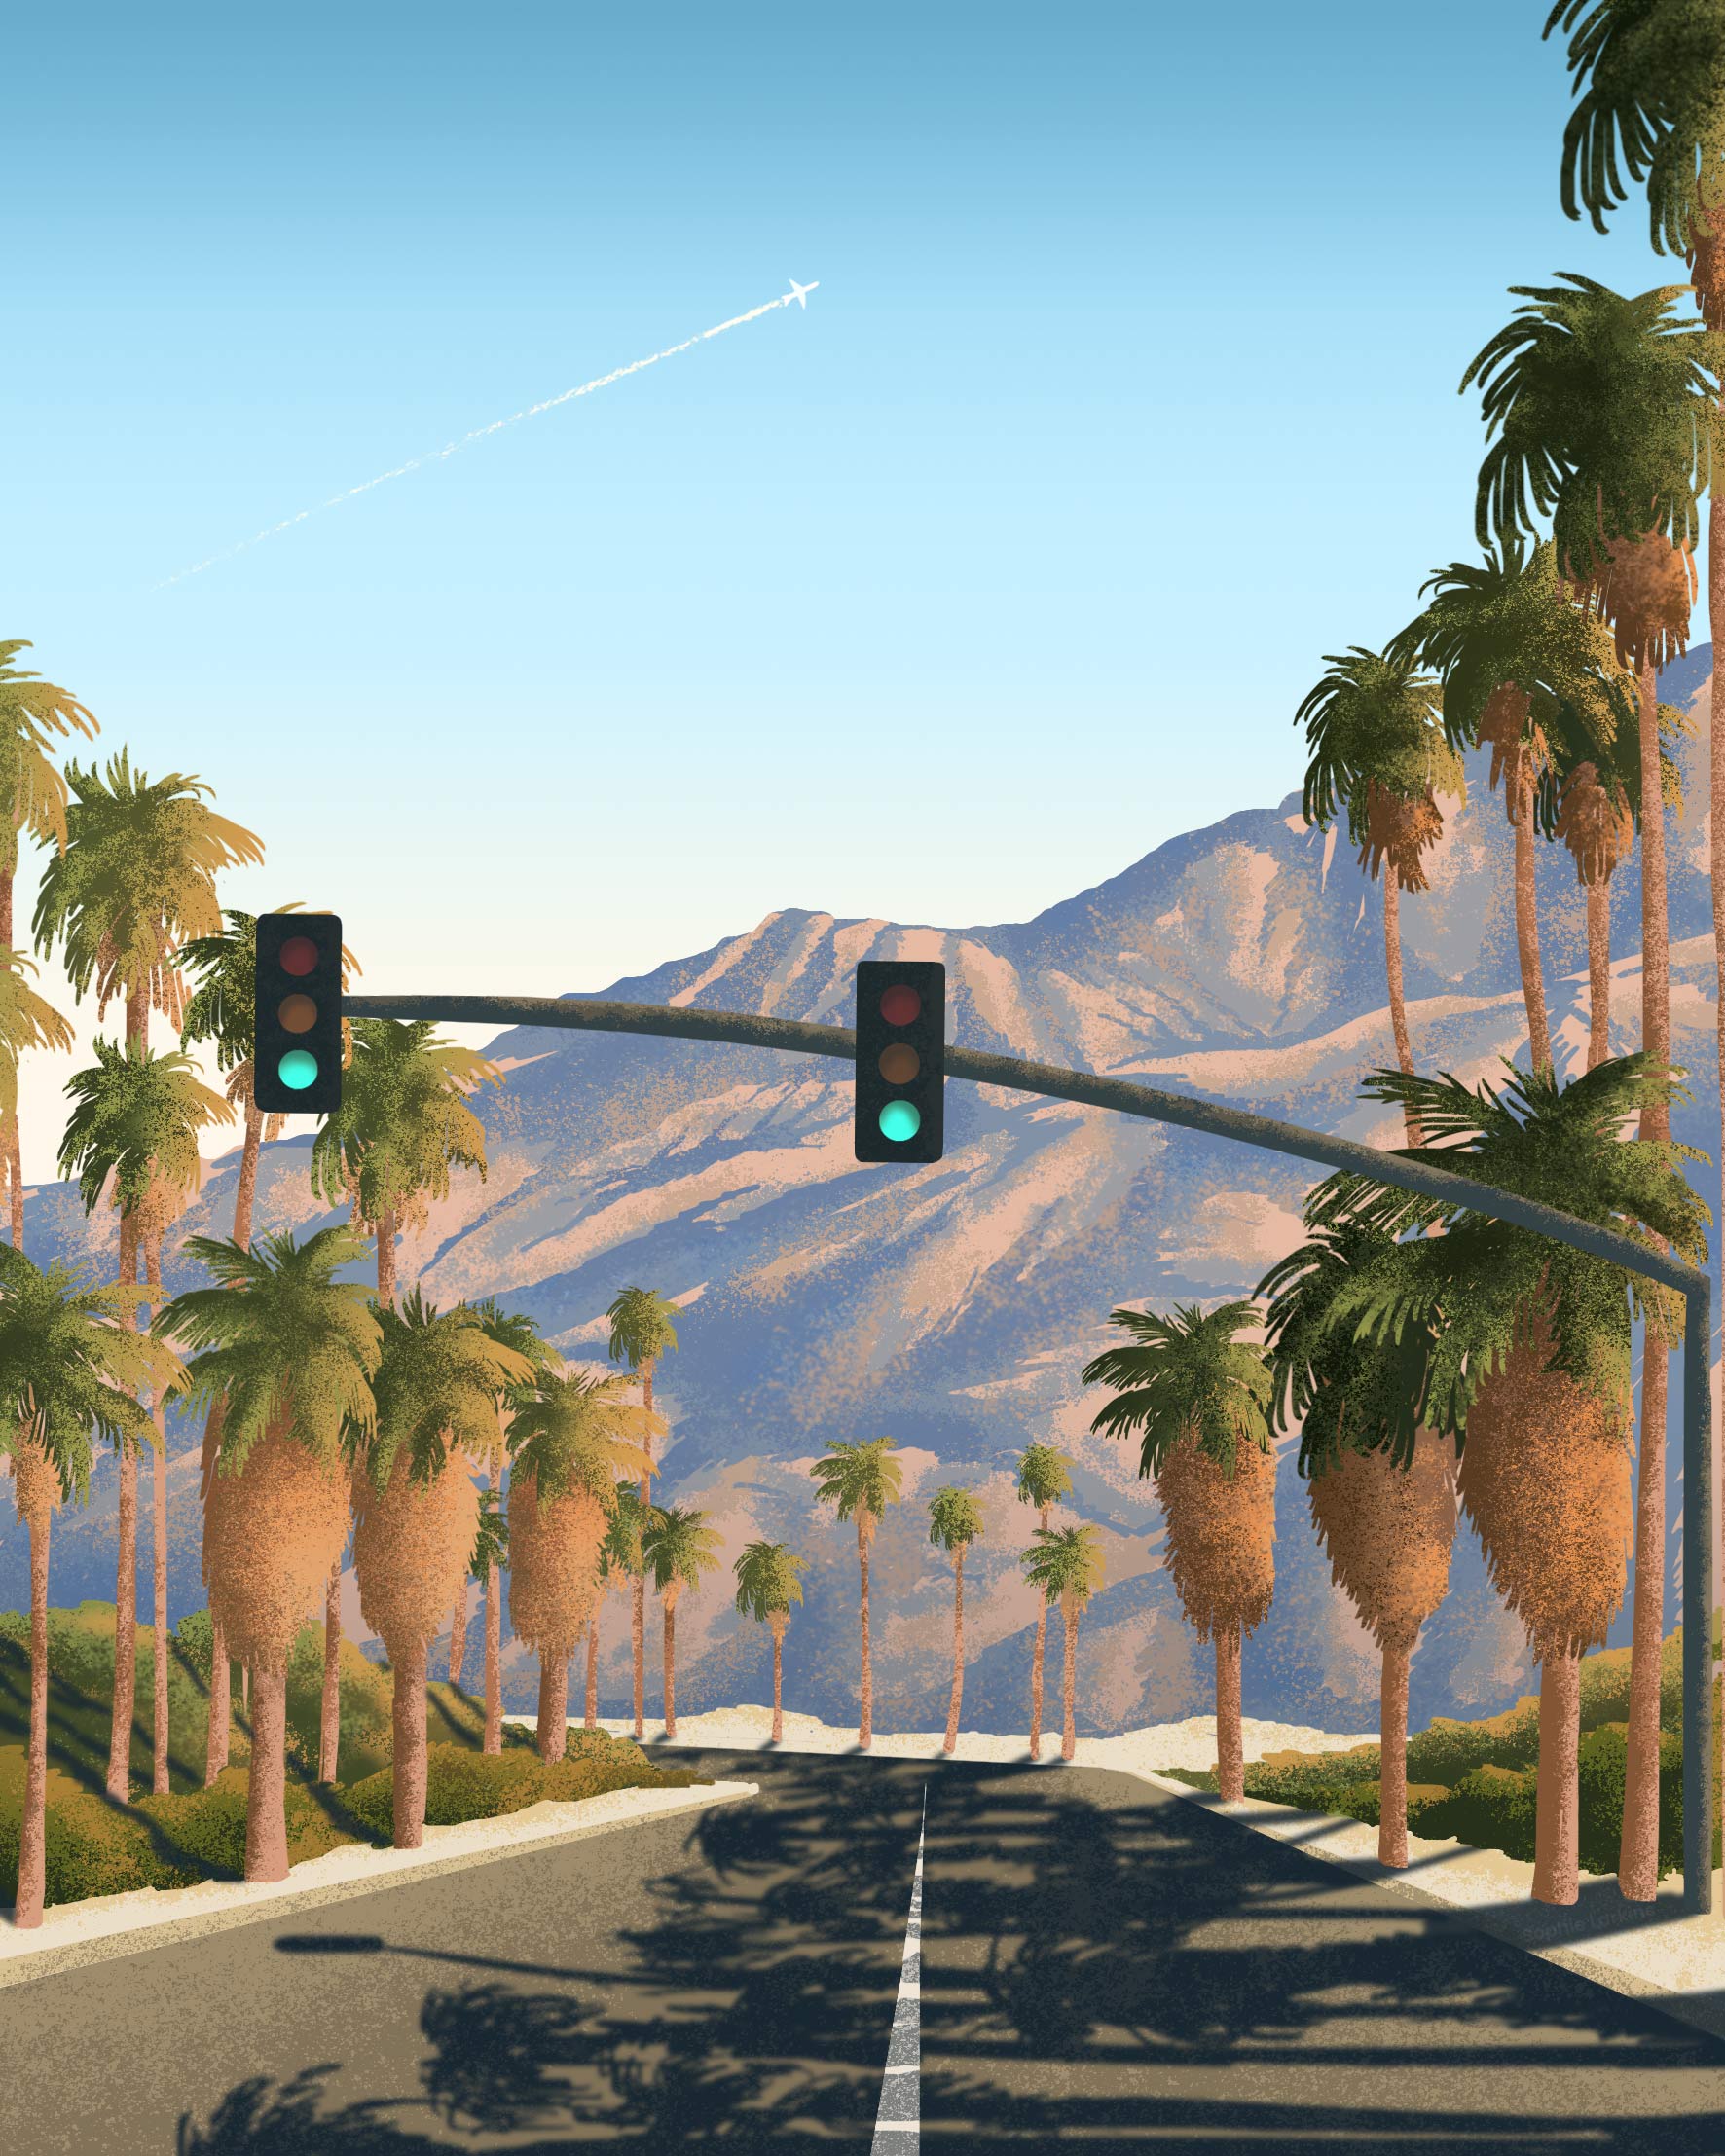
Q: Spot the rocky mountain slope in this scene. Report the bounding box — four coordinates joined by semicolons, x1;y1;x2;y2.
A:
1;646;1716;1742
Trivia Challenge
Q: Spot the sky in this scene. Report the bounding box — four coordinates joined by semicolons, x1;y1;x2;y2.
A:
1;0;1714;1185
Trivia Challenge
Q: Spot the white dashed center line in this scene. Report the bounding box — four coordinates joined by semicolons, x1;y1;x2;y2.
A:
871;1781;927;2149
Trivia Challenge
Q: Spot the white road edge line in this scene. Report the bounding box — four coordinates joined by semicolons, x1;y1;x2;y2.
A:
871;1781;927;2154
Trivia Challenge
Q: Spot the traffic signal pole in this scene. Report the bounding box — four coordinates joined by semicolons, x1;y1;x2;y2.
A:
341;987;1718;1915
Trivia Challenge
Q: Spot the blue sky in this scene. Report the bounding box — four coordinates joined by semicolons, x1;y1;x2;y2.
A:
1;1;1712;1180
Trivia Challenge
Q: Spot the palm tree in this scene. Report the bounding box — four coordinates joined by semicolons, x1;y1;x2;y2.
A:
31;747;263;1802
605;1286;682;1740
459;1482;508;1712
1258;1219;1459;1868
0;642;98;1246
1083;1301;1275;1803
1021;1523;1106;1763
460;1297;559;1749
0;1247;182;1924
809;1435;904;1749
640;1502;723;1738
1014;1442;1076;1762
1383;536;1643;1078
507;1365;659;1762
153;1224;381;1882
1540;0;1725;1465
1296;645;1464;1145
733;1538;810;1743
1304;1055;1708;1904
592;1485;653;1729
177;902;365;1782
1461;271;1722;1900
929;1485;985;1754
56;1035;234;1800
347;1289;535;1849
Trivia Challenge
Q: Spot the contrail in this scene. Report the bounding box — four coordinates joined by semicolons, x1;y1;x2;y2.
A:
154;282;818;589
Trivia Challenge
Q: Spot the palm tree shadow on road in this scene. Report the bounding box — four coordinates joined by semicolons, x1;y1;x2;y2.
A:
173;1754;1725;2154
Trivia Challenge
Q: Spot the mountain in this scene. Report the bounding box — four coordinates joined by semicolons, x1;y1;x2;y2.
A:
1;647;1716;1743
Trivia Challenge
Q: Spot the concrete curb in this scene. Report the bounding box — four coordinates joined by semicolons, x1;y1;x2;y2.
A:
0;1777;756;1991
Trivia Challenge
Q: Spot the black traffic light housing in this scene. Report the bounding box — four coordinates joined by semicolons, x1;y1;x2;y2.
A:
854;959;945;1162
253;912;345;1115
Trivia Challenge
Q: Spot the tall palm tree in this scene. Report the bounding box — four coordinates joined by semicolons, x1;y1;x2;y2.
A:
32;747;263;1801
153;1224;381;1882
347;1289;535;1849
1304;1055;1708;1904
1014;1442;1075;1762
733;1538;810;1743
592;1484;653;1730
929;1484;985;1754
0;642;98;1247
507;1365;659;1762
1296;645;1464;1145
1384;536;1643;1078
1021;1523;1106;1763
809;1435;904;1749
640;1501;723;1738
1258;1219;1459;1868
1083;1300;1276;1803
1461;271;1722;1900
1541;0;1725;1475
460;1297;559;1750
0;1247;181;1924
605;1286;682;1741
56;1035;233;1800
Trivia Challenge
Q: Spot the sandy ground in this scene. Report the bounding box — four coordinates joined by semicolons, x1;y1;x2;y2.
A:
6;1703;1725;2045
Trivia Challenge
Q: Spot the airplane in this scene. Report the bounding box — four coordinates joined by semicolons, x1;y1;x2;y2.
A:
788;279;819;309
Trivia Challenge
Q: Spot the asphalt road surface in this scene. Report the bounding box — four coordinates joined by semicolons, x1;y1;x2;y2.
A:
7;1750;1725;2153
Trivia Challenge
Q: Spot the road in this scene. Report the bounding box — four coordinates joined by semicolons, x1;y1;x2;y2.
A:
6;1750;1725;2152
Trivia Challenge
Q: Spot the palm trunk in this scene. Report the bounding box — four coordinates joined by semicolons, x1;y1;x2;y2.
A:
318;1559;341;1783
483;1454;502;1755
1382;869;1425;1146
1586;876;1613;1070
106;1211;139;1804
390;1636;429;1850
1378;1635;1413;1869
1029;1500;1050;1761
537;1652;568;1763
633;1359;655;1741
859;1521;874;1750
1533;1642;1583;1906
1512;770;1554;1078
14;1480;50;1927
584;1605;600;1727
144;1233;170;1797
1061;1595;1079;1762
244;1662;290;1882
0;853;21;1260
943;1545;967;1754
1215;1625;1244;1802
1621;654;1674;1902
241;1663;249;1715
771;1616;785;1742
448;1576;470;1686
8;1114;20;1255
664;1594;679;1737
203;1095;265;1787
375;1203;398;1310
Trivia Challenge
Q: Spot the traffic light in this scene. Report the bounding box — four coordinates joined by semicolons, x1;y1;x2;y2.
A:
854;960;945;1162
253;912;345;1115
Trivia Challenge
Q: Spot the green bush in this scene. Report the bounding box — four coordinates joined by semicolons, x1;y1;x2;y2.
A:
174;1609;216;1687
1574;1721;1685;1882
1332;1779;1452;1832
0;1791;202;1909
339;1736;709;1844
1422;1763;1540;1865
1241;1746;1378;1810
1406;1699;1540;1786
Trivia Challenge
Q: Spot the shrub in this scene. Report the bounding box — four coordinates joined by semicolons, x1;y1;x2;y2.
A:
0;1792;202;1909
1575;1721;1685;1882
1421;1763;1539;1865
1406;1699;1540;1787
174;1609;216;1686
1333;1779;1451;1832
339;1736;710;1844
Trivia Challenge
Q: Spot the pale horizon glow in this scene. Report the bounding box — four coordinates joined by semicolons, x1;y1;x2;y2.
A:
152;282;818;589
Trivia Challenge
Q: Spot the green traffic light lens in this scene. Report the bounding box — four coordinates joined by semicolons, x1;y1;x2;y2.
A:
277;1049;318;1092
878;1099;921;1143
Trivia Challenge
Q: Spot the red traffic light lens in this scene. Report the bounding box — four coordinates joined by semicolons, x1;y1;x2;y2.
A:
878;984;921;1027
279;935;318;977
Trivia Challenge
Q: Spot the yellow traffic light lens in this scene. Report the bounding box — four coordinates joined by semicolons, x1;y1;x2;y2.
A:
878;1100;921;1143
277;1049;318;1092
278;994;317;1035
878;1042;919;1085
